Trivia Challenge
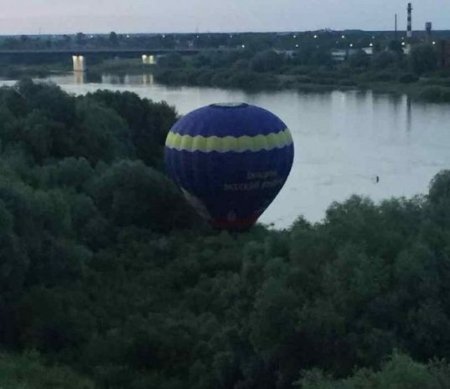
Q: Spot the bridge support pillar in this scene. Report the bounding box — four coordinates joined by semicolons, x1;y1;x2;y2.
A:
143;74;154;85
72;55;86;72
142;54;156;65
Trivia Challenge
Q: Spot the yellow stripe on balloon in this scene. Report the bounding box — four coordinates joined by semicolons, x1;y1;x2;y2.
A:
165;129;293;153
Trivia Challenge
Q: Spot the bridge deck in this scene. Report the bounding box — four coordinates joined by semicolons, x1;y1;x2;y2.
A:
0;48;231;56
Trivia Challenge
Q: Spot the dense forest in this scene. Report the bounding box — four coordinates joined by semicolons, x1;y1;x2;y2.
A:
2;80;450;388
153;43;450;102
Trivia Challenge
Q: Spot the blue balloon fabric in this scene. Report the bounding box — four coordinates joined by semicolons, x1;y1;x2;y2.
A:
165;103;294;230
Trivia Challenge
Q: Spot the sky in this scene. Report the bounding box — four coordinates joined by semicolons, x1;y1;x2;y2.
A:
0;0;449;35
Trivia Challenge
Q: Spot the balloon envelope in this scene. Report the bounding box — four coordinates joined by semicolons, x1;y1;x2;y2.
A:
165;103;294;230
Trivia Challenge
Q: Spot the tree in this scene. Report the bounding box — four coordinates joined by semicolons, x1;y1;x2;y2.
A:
91;160;197;232
349;50;370;69
74;98;132;163
372;51;398;69
158;53;184;68
308;48;333;68
428;170;450;225
296;352;450;388
109;31;119;47
0;351;95;388
429;170;450;205
75;32;86;46
250;50;282;72
410;44;438;74
389;40;404;55
87;90;177;167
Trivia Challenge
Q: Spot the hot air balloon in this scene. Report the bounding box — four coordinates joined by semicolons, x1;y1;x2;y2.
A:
165;103;294;230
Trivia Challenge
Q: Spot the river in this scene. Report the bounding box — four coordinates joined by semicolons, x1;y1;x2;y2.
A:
3;73;450;229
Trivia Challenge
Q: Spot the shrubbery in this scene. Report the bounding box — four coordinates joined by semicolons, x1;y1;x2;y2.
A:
152;42;450;101
417;86;450;102
0;351;94;389
297;352;450;389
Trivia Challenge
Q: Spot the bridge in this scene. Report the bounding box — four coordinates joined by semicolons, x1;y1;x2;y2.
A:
0;48;206;56
0;47;231;71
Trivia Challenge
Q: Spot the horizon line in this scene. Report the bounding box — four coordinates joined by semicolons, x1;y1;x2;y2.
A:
1;28;450;37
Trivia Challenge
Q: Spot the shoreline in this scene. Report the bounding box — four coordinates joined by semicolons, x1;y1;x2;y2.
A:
1;59;450;104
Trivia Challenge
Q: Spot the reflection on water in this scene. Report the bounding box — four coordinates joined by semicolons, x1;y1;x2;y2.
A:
406;96;412;132
74;73;155;86
4;73;450;228
71;72;155;86
143;74;154;85
74;72;86;85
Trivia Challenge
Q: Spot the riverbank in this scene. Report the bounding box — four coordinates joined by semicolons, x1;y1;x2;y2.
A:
152;65;450;103
0;58;151;82
2;56;450;103
146;45;450;102
0;63;70;79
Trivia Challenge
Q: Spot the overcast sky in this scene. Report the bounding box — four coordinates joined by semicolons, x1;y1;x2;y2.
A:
0;0;449;35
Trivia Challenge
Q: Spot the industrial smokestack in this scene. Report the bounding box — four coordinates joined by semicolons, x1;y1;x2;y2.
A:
407;3;413;39
395;14;398;39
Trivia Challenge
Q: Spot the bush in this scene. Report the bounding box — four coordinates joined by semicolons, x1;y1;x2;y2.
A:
91;160;197;232
250;50;283;72
369;71;396;82
398;73;419;83
349;50;370;69
417;86;450;102
372;51;399;69
410;44;438;75
0;351;94;389
296;352;450;389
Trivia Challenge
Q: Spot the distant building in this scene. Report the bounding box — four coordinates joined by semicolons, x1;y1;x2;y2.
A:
331;48;359;62
331;49;347;62
274;49;295;58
